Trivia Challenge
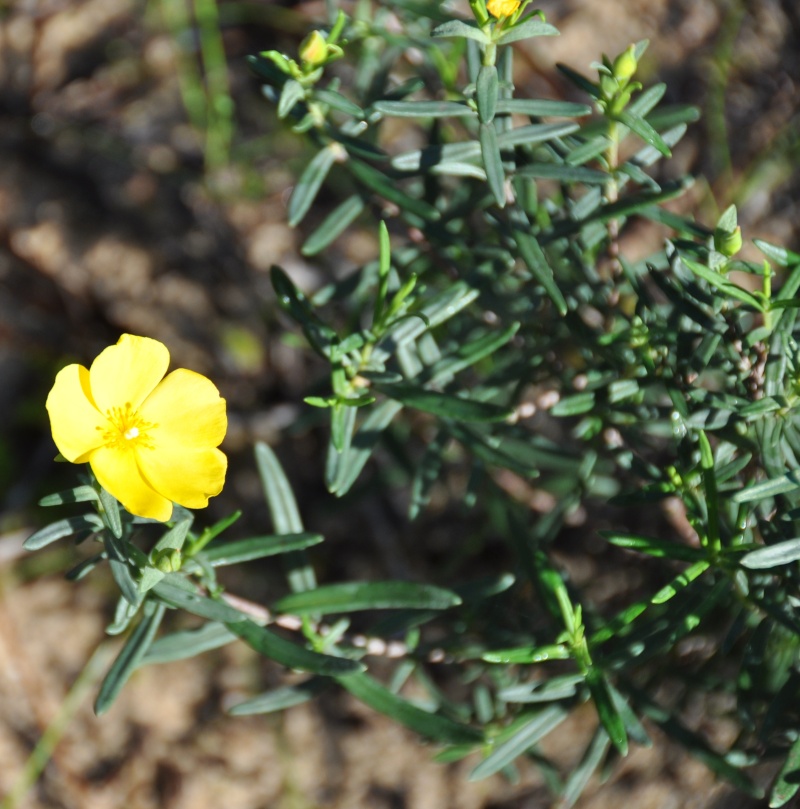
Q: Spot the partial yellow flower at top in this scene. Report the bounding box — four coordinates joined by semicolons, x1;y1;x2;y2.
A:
486;0;520;19
47;334;227;522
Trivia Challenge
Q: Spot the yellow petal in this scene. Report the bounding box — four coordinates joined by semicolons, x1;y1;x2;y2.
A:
89;445;173;521
90;334;170;415
136;444;227;510
46;364;108;462
140;369;227;450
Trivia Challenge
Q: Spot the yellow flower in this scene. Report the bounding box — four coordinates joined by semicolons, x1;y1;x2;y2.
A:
47;334;227;522
486;0;520;19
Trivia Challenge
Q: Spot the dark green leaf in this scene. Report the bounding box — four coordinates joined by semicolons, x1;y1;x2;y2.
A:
494;99;591;118
38;486;99;507
431;19;491;44
480;122;506;207
288;145;338;227
229;620;364;676
255;441;316;593
373;100;475;118
314;88;363;118
302;195;365;256
601;531;707;562
95;601;165;715
469;706;567;780
23;514;103;550
476;66;498;124
587;668;628;755
274;581;462;615
376;382;512;422
153;580;248;623
338;671;482;743
203;532;324;567
496;18;559;44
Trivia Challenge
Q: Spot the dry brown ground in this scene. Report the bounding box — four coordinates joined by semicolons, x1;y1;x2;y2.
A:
0;0;798;807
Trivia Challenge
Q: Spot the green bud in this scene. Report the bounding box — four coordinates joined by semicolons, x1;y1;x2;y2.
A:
299;31;328;67
153;548;182;573
714;225;743;257
613;45;638;83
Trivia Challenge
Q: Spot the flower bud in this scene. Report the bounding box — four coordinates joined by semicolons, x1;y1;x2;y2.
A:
154;549;182;573
486;0;520;19
299;31;328;67
612;45;638;83
714;225;742;257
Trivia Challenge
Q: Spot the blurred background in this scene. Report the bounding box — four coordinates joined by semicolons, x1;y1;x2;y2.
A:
0;1;798;807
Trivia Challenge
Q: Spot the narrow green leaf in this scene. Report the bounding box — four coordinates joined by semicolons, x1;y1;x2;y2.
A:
98;487;122;538
154;516;192;554
680;255;764;310
23;514;103;550
104;534;141;607
274;581;462;615
469;706;567;780
203;533;324;567
38;486;99;507
494;99;591;117
428;323;520;385
153;580;248;623
431;19;491;44
740;539;800;570
497;121;579;149
95;601;165;715
755;238;800;268
555;64;601;98
616;110;671;156
561;727;611;808
302;195;365;256
476;66;498;124
338;672;482;743
601;532;707;562
551;392;595;416
329;400;403;497
142;621;237;665
482;644;570;664
373;100;475;118
288;144;337;227
587;668;628;755
496;18;559;44
229;620;364;676
508;209;568;314
480;122;506;207
314;88;363;118
517;163;608;184
278;78;305;119
651;560;709;604
271;265;337;358
347;159;440;222
732;472;800;503
255;441;316;593
377;382;512;422
229;677;330;715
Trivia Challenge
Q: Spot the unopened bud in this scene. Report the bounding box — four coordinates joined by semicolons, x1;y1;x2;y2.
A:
299;30;328;67
613;45;638;83
714;225;742;258
154;549;182;573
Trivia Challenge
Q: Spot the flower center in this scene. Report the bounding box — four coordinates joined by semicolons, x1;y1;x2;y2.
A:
98;402;157;451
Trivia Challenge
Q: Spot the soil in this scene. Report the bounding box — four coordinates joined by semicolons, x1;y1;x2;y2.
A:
0;0;798;807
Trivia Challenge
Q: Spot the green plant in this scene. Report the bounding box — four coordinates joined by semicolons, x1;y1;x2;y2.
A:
25;1;800;805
